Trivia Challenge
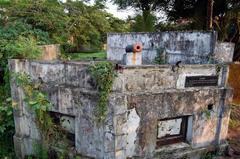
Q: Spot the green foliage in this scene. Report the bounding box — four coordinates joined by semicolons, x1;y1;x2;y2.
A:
0;0;128;157
113;0;168;12
13;72;53;132
0;21;50;68
88;61;117;122
13;72;72;158
130;11;157;32
202;109;211;120
156;22;195;31
0;21;48;157
0;92;14;158
1;0;69;44
1;0;129;53
200;150;223;159
69;52;106;61
154;48;166;64
64;0;129;51
5;36;42;59
33;143;49;159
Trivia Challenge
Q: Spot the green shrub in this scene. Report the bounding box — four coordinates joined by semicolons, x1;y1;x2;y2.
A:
0;21;51;158
5;36;42;59
88;61;117;122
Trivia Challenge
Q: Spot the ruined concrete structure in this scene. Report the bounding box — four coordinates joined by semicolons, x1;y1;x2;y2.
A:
10;31;234;159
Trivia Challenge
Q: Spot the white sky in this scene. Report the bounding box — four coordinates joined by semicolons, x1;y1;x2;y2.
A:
60;0;135;19
105;2;135;19
60;0;166;21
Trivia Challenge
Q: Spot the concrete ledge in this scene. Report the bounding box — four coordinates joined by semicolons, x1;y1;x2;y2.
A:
153;142;228;159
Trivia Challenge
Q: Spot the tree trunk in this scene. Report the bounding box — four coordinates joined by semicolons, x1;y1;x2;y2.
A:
207;0;214;30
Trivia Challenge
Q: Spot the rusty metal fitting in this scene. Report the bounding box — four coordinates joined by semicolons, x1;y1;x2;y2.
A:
125;43;143;53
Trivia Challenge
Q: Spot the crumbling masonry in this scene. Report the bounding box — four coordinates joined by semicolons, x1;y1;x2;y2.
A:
10;31;234;159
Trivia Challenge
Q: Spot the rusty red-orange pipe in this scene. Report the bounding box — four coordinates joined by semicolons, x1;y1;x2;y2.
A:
125;43;143;53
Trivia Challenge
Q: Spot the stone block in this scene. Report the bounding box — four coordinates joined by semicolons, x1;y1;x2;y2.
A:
114;113;128;135
104;132;115;152
115;149;126;159
123;52;142;65
75;116;105;158
112;74;125;92
214;42;235;63
191;113;218;148
14;115;31;137
45;86;58;112
58;87;74;115
29;61;65;84
39;44;60;61
219;109;231;144
122;68;176;93
104;152;115;159
109;94;127;115
115;135;127;150
14;135;36;159
65;64;88;88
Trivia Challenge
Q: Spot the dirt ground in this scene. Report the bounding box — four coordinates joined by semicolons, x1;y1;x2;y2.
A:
227;104;240;158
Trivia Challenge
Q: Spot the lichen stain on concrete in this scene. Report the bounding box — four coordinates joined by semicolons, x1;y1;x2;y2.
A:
126;108;140;157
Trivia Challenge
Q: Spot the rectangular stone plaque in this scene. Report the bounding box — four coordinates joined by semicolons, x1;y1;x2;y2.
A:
185;75;218;87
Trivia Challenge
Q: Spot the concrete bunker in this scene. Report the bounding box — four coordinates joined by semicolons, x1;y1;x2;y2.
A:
10;31;234;159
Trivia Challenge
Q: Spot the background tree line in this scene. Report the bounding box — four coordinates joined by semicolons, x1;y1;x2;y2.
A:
115;0;239;60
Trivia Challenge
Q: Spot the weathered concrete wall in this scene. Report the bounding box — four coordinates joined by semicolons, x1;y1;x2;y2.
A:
10;60;232;159
107;31;217;64
39;44;60;61
214;42;235;63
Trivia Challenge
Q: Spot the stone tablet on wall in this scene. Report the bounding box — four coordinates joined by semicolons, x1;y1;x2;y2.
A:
185;75;219;87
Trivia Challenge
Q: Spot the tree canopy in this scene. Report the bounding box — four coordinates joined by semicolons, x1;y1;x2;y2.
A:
0;0;129;51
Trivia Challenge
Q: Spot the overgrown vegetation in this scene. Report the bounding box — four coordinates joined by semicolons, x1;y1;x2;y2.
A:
88;61;117;122
0;1;128;157
154;48;166;64
13;72;71;159
0;0;239;157
200;150;223;159
229;104;240;128
0;90;14;158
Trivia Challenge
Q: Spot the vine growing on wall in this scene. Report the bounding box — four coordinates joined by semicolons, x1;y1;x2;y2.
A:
13;72;69;158
154;48;166;64
88;61;117;122
13;73;52;131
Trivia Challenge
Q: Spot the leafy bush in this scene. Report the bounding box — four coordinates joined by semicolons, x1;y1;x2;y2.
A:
88;62;117;122
5;36;42;59
0;21;51;158
0;92;14;158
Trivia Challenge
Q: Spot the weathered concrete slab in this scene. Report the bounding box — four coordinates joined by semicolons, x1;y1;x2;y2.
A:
107;31;217;64
214;42;235;63
39;44;60;61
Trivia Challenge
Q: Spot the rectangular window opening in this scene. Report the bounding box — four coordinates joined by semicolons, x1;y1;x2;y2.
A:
156;116;189;148
49;111;75;147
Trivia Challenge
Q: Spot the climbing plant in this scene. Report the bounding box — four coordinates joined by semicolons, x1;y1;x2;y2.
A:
88;61;117;122
154;48;166;64
13;72;70;158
